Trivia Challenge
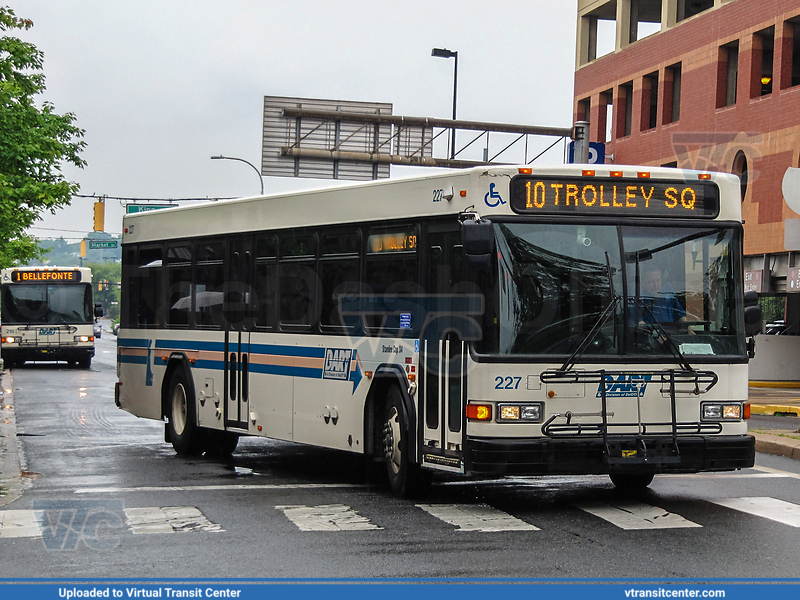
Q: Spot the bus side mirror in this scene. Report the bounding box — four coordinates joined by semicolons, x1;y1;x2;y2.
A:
94;303;104;318
743;290;762;339
462;219;494;271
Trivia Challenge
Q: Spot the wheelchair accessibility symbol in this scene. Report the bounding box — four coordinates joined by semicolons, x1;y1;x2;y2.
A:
484;183;506;208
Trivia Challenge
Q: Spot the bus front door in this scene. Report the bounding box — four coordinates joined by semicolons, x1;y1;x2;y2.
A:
422;229;466;473
224;331;250;430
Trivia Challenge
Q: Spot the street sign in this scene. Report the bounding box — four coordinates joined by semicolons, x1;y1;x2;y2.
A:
568;141;606;164
126;204;173;214
88;240;118;249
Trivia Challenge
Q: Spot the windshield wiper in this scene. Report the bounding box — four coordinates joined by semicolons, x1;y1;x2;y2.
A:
631;250;694;372
631;297;693;371
559;253;620;372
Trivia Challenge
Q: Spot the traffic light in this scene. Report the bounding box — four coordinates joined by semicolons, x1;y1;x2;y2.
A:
80;240;86;257
93;198;105;232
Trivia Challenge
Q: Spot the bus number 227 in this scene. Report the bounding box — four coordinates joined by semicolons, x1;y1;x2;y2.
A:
495;377;522;390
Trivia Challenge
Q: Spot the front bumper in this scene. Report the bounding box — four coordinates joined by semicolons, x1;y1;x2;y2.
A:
2;346;95;362
465;434;755;475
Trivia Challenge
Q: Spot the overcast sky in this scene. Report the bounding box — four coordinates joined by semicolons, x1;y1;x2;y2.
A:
21;0;577;240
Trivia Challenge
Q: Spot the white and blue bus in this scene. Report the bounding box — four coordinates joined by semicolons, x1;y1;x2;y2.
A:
1;266;102;368
115;165;760;496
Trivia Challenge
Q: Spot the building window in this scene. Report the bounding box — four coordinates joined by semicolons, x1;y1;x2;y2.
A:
717;41;739;108
576;98;590;124
732;151;749;202
664;63;682;124
629;0;662;44
618;81;634;138
753;27;775;97
677;0;713;23
783;19;800;89
642;71;659;130
601;89;613;142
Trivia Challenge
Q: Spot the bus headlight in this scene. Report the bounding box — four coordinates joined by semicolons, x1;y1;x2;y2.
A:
702;402;742;421
497;403;543;423
75;335;92;343
2;337;17;343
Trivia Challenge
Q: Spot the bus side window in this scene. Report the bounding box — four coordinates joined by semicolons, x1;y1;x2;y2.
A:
255;234;277;329
194;241;225;328
137;246;163;327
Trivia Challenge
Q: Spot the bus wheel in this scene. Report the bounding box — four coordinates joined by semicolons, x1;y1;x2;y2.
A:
382;386;429;498
609;472;655;490
167;371;203;455
78;356;91;369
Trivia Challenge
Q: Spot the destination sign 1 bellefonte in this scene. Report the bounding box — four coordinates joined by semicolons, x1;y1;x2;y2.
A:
509;176;720;218
11;270;82;283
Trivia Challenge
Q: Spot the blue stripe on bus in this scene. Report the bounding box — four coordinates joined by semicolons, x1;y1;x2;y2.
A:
119;337;333;380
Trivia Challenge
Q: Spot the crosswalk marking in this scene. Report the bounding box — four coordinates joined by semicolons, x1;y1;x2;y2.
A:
709;497;800;528
575;500;702;530
124;506;223;534
0;510;41;538
276;504;382;531
416;503;539;532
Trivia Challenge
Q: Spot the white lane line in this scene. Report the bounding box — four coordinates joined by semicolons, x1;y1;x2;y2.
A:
276;504;382;531
575;501;702;530
416;503;539;532
709;497;800;527
124;506;224;534
75;483;363;494
749;465;800;480
0;510;41;538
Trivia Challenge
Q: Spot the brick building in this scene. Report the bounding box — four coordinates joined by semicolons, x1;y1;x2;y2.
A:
573;0;800;320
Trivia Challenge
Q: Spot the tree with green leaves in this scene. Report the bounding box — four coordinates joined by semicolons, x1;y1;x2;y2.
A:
0;6;86;268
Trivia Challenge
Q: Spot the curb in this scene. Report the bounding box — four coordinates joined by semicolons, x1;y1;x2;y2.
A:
0;370;22;507
752;431;800;460
750;404;800;416
750;381;800;388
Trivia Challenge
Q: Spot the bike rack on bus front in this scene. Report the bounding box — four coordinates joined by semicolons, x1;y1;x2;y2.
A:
540;369;720;466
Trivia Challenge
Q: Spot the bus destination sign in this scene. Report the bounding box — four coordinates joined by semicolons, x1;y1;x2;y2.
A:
368;231;418;253
11;270;82;283
509;176;720;218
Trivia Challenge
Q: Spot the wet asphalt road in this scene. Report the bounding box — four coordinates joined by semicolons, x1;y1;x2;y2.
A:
2;334;800;580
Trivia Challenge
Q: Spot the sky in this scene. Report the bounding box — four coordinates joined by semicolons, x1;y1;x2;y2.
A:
20;0;578;240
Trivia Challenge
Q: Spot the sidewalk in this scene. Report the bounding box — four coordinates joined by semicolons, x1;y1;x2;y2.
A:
0;371;23;507
748;381;800;460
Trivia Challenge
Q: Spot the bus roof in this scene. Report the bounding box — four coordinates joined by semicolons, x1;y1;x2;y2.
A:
122;165;742;244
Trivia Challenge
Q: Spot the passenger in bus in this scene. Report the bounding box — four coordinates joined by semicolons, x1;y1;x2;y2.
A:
639;266;686;325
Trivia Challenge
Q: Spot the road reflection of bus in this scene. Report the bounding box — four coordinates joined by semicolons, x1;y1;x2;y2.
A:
1;266;103;368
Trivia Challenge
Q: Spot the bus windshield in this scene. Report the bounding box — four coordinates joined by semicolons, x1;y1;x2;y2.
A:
484;222;742;358
2;283;94;325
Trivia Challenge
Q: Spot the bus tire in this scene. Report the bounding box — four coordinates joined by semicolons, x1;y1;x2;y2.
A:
78;356;91;369
382;386;429;498
609;472;655;490
166;370;203;455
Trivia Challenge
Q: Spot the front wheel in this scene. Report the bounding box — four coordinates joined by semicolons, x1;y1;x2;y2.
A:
382;386;429;498
609;472;655;490
167;370;203;455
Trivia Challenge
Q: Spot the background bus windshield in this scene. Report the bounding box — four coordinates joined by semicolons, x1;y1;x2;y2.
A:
483;222;742;358
2;283;93;325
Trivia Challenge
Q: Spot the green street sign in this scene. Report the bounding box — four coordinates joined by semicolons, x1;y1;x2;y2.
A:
88;240;118;249
126;204;173;214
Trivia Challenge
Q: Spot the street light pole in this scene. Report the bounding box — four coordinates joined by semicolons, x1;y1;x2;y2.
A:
431;47;458;160
210;155;264;196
